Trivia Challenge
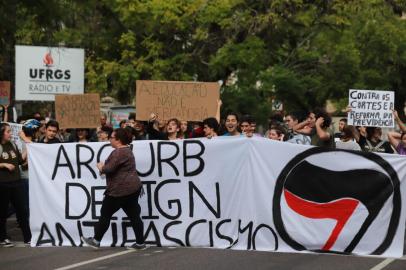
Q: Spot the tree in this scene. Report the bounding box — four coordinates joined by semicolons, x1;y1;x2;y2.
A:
0;0;405;122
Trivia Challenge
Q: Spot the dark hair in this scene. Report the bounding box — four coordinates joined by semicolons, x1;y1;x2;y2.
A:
0;123;10;143
125;126;136;137
203;117;219;133
113;128;133;145
46;120;59;131
314;108;332;128
366;127;381;140
128;113;136;121
269;112;284;123
100;125;113;138
167;118;180;128
22;126;37;138
341;125;356;140
286;113;298;122
119;119;127;127
339;118;348;123
269;125;285;138
226;112;239;122
240;115;255;125
76;128;89;133
76;128;90;140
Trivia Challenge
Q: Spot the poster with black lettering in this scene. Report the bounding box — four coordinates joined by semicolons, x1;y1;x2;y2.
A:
348;89;395;128
28;138;406;257
15;45;84;101
55;94;101;129
136;80;220;121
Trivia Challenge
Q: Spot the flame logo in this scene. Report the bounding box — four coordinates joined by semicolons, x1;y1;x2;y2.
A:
43;52;53;67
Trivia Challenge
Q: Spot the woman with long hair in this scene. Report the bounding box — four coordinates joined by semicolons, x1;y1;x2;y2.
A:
0;123;31;247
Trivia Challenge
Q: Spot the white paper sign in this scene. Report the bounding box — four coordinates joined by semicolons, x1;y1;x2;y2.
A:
15;45;84;101
347;89;395;127
28;138;406;257
7;122;23;152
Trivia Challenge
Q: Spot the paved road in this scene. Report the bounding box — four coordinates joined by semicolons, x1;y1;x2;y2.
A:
1;218;405;270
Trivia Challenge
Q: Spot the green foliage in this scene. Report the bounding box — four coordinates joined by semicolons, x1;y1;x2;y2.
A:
1;0;406;123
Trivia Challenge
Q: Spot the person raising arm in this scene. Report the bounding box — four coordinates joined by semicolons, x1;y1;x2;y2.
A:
293;112;315;135
393;110;406;133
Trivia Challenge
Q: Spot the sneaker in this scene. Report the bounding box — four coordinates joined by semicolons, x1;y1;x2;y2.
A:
24;241;31;247
81;237;100;249
127;243;147;250
0;239;14;248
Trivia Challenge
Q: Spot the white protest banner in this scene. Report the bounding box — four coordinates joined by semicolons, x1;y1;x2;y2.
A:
348;89;395;128
28;138;406;257
15;45;84;101
7;122;23;152
287;134;311;145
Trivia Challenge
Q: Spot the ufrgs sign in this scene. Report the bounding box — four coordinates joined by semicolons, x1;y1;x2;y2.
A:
15;45;84;101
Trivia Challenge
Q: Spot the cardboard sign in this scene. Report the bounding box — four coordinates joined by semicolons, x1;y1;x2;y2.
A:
0;81;11;106
136;80;220;121
348;89;395;128
55;94;100;129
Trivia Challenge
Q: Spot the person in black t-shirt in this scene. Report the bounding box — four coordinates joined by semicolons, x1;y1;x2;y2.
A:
39;120;61;144
0;123;31;247
359;127;394;154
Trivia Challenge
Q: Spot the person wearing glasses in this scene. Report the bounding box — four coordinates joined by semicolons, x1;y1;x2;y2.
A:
81;128;146;250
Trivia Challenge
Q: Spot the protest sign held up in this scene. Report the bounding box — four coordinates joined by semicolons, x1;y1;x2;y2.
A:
55;93;100;129
347;89;395;128
136;80;220;121
0;81;11;106
7;122;23;151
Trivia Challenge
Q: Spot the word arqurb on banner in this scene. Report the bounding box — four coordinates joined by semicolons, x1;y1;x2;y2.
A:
28;138;406;257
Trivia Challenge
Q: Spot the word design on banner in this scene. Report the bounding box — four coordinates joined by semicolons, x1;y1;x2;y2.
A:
28;138;406;257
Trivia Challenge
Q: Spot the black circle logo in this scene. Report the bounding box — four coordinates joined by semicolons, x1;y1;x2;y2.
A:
273;147;401;255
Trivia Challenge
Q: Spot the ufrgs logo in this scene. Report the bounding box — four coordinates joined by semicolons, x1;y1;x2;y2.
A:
273;148;401;255
29;50;71;82
43;52;54;67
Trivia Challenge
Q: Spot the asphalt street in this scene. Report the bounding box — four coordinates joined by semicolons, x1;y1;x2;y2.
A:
1;218;405;270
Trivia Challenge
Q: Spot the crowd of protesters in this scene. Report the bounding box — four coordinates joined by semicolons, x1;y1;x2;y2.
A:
0;100;405;248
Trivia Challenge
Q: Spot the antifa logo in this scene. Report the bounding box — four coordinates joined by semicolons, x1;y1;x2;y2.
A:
43;52;54;67
273;148;401;255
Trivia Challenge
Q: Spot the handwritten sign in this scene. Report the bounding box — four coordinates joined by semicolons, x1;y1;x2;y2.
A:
0;81;11;106
348;89;394;128
6;122;23;152
272;99;283;111
55;94;100;129
136;80;220;121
